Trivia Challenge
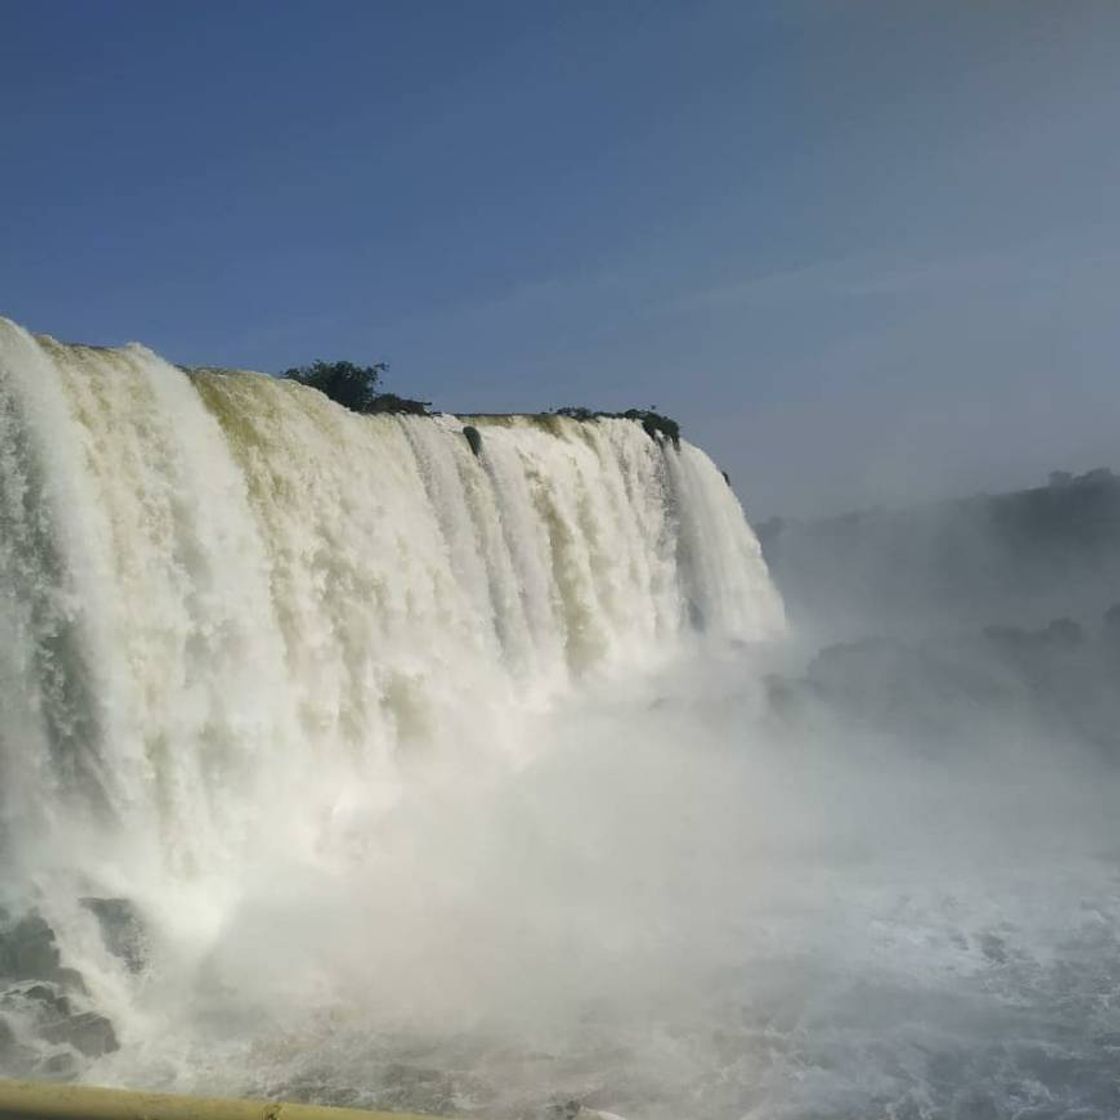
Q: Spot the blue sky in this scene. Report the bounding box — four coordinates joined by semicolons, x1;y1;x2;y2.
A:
3;1;1119;516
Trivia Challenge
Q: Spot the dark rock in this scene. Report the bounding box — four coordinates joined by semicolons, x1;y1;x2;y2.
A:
546;1100;583;1120
364;392;432;416
21;983;72;1017
54;968;88;995
0;912;89;994
81;897;146;973
41;1011;118;1057
39;1049;81;1079
463;425;483;457
0;914;120;1070
4;914;61;979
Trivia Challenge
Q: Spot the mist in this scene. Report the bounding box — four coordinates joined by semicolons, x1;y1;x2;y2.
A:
93;641;1120;1120
3;326;1120;1120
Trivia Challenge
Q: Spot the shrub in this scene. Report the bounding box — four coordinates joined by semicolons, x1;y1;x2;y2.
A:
552;405;681;445
281;360;432;415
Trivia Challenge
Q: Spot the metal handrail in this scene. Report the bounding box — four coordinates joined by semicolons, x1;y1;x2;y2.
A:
0;1078;440;1120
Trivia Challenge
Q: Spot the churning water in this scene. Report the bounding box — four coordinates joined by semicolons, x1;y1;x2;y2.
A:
1;318;1118;1119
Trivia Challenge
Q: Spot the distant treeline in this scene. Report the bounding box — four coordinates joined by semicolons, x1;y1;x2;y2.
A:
758;468;1120;638
767;605;1120;758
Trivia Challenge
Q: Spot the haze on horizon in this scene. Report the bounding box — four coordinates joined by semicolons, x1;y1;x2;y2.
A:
2;1;1118;518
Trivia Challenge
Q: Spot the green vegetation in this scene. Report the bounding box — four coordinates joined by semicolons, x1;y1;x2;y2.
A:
276;360;680;441
554;406;681;445
280;360;432;415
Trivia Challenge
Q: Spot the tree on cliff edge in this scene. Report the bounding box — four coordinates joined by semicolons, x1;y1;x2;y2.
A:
281;360;388;412
281;360;431;415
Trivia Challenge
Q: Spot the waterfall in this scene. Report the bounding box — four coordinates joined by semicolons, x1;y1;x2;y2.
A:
0;317;783;1090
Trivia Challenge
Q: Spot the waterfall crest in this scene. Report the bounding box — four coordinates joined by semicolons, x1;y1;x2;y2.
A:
0;316;783;899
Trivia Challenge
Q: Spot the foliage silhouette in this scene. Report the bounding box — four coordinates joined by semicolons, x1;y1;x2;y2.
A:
281;360;431;415
553;405;680;445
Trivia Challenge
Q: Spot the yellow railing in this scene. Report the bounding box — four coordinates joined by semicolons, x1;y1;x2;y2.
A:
0;1078;439;1120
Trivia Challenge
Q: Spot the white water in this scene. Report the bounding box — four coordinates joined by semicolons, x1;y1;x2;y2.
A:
0;319;781;874
0;319;790;1108
4;319;1120;1120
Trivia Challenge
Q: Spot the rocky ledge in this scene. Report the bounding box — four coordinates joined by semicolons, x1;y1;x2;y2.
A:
0;899;146;1079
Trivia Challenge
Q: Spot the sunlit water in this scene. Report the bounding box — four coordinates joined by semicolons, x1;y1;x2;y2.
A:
2;319;1118;1119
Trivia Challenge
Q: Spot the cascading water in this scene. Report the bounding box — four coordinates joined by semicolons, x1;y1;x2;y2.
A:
0;318;786;1109
5;318;1120;1120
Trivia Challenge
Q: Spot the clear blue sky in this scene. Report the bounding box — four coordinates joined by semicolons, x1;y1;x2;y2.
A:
3;1;1119;516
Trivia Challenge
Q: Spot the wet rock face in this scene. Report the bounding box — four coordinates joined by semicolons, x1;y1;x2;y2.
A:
40;1050;81;1078
21;984;72;1017
0;979;121;1071
0;913;87;994
463;425;483;457
2;914;61;980
0;907;122;1076
41;1010;118;1058
81;897;147;973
